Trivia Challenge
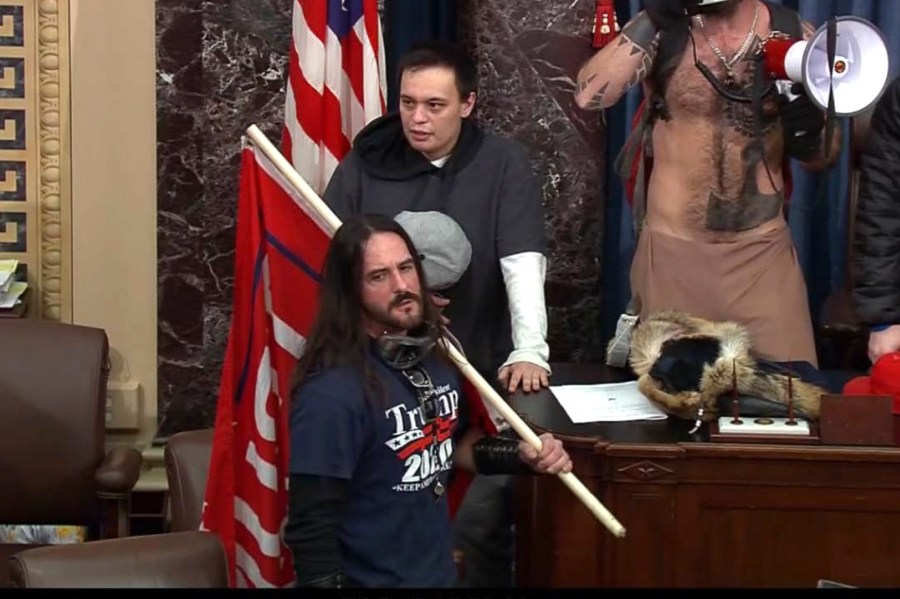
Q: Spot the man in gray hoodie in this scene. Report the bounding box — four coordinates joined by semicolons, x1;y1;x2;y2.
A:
322;40;548;587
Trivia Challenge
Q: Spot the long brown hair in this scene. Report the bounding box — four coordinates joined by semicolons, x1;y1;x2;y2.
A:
289;213;447;404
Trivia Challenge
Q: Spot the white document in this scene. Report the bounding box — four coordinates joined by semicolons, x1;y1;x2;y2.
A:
551;380;669;424
0;281;26;309
0;259;16;291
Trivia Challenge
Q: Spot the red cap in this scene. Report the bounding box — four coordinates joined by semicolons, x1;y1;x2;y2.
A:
843;352;900;414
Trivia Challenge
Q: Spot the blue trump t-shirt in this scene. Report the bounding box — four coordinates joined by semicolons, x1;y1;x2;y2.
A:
289;350;466;588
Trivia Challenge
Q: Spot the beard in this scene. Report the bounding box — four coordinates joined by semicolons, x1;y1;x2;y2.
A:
365;291;424;333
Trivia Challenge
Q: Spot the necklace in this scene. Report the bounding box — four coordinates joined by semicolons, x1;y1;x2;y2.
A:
399;366;446;500
695;4;760;86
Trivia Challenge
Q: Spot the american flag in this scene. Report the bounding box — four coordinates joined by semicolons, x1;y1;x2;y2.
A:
282;0;387;195
200;141;335;588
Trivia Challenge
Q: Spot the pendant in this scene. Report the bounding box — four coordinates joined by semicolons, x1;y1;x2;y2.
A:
433;480;445;498
724;71;736;88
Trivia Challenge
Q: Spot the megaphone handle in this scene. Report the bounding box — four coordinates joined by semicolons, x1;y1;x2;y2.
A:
776;80;800;101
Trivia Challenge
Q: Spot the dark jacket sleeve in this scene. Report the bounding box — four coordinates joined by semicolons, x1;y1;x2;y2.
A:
322;153;363;221
851;77;900;327
283;474;350;587
495;140;547;258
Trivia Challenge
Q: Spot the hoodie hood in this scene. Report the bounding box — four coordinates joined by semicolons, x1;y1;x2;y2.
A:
352;112;485;181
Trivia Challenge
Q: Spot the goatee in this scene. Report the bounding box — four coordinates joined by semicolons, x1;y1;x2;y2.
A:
367;291;424;332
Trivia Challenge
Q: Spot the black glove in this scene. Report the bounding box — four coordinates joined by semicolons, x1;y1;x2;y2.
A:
472;435;532;476
643;0;695;32
780;83;826;161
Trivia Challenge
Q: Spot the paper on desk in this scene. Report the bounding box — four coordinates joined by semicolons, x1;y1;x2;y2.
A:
0;259;16;291
0;281;26;309
551;380;669;423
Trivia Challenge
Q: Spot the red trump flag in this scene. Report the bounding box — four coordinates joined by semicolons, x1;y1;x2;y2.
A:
200;141;334;588
200;138;503;588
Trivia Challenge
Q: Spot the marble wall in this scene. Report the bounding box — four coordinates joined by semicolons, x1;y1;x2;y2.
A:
458;0;608;365
156;0;293;436
155;0;607;437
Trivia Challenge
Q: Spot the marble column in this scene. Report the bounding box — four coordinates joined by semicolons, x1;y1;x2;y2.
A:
155;0;608;437
156;0;292;437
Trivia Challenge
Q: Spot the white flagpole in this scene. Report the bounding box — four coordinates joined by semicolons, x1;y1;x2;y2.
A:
245;125;342;234
244;124;627;539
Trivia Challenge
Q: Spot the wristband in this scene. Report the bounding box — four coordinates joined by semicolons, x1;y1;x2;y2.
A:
472;436;532;476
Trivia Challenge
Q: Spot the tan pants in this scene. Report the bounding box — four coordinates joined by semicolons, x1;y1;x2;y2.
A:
630;222;818;367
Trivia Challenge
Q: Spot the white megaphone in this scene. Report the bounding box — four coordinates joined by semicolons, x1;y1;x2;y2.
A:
763;16;890;116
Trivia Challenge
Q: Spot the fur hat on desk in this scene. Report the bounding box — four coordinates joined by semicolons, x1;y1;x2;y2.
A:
627;311;828;422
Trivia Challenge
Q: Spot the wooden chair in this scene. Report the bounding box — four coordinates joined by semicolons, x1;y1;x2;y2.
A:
0;320;143;587
8;531;227;588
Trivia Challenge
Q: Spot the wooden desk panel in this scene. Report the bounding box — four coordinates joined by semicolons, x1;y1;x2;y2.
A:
513;364;900;588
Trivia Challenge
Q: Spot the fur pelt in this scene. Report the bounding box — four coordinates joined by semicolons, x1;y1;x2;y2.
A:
624;311;826;422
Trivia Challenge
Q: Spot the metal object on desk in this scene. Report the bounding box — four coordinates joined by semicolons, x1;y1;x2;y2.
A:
709;416;821;445
0;286;30;318
708;363;822;445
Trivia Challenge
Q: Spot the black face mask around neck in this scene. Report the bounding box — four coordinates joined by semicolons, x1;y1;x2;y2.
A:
377;333;437;370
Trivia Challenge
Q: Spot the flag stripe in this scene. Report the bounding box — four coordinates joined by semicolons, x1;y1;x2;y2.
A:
283;0;385;196
265;232;323;284
233;243;268;406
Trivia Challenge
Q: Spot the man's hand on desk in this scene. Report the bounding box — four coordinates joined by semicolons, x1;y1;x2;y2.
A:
499;362;549;394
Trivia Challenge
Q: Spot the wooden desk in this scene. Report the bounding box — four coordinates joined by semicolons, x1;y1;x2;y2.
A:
512;364;900;588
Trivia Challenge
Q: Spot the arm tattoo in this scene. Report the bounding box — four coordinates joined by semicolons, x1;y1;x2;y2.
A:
623;39;658;93
577;13;658;110
583;81;611;111
612;14;660;96
578;74;597;95
620;13;658;54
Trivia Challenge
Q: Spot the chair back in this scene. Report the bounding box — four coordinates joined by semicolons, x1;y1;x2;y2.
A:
0;319;109;524
8;531;228;588
164;429;214;532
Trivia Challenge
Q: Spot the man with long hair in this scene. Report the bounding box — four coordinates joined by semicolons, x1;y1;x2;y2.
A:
577;0;841;369
322;39;552;587
284;214;571;588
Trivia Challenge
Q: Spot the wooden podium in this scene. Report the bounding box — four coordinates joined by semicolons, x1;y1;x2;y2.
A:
512;363;900;588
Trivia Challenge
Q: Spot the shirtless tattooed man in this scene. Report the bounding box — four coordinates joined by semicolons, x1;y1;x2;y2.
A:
576;0;840;367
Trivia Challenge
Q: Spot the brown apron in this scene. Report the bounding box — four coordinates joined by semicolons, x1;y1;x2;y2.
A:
630;221;818;367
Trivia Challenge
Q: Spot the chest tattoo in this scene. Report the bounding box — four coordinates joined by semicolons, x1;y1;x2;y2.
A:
706;141;782;232
705;40;782;232
721;39;780;138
